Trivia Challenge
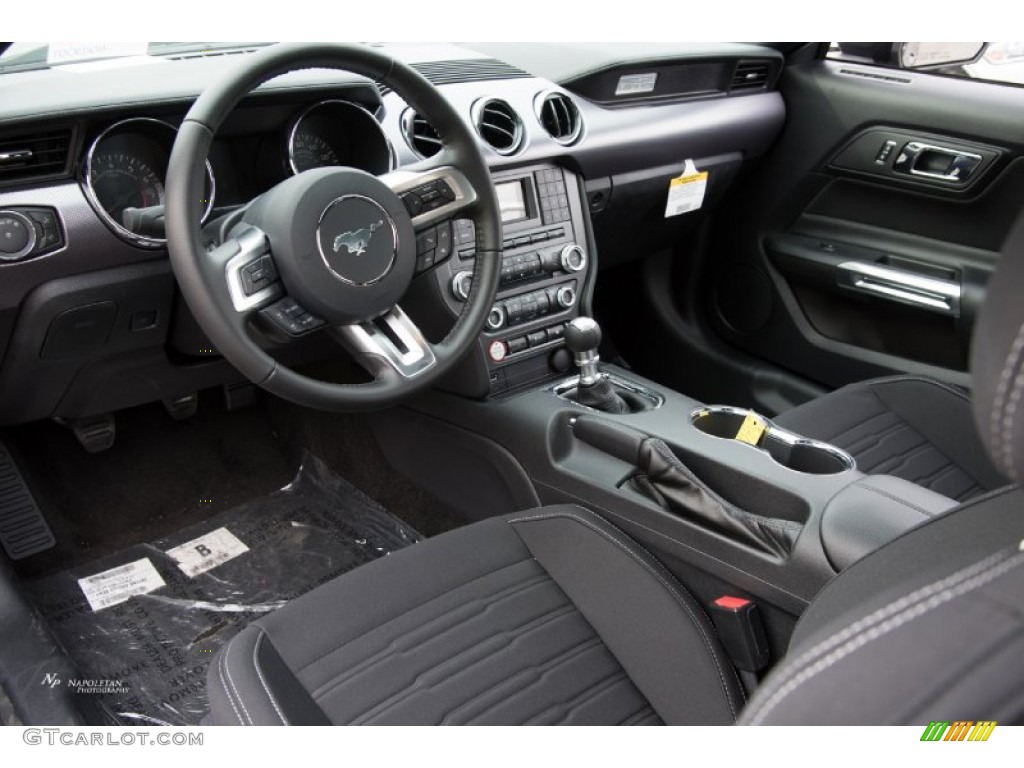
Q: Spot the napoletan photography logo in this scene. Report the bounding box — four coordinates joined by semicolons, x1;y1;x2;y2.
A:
920;721;998;742
41;672;129;695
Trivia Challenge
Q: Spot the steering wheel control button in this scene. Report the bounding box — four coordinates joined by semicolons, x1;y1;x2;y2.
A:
240;255;279;296
260;297;325;337
317;195;397;287
416;227;438;253
488;339;508;362
0;210;36;261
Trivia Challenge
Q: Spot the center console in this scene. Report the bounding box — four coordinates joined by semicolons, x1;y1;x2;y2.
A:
433;163;594;395
381;162;954;661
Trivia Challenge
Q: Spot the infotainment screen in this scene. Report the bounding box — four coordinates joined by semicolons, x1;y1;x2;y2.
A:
495;180;528;223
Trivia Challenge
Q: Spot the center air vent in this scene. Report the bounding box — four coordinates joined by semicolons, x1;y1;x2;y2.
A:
472;99;524;156
730;60;773;92
535;91;583;146
401;110;443;159
0;129;72;185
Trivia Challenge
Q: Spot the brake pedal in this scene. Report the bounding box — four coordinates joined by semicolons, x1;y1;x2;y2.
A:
0;441;55;559
223;381;259;411
67;414;116;453
163;393;198;421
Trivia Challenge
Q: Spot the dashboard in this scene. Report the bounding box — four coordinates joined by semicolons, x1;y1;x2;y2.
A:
0;42;786;425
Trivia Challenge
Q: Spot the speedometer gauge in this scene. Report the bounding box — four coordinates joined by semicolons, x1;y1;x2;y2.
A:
287;100;394;176
290;131;341;173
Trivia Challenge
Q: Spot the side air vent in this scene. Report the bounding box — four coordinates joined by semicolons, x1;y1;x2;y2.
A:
472;99;524;156
401;109;443;159
730;60;773;92
535;91;583;146
0;129;72;184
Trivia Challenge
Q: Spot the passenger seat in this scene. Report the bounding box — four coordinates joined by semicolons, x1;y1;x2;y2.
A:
774;375;1007;501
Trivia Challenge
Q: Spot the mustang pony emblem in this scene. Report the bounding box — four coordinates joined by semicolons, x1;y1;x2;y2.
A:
332;221;384;255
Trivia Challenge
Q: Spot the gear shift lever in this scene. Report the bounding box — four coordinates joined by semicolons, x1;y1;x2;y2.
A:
563;317;632;414
564;317;603;386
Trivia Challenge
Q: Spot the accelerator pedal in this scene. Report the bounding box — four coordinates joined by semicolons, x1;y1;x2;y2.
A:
0;442;55;560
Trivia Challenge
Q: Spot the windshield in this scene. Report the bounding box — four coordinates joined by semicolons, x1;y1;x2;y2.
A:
0;42;272;73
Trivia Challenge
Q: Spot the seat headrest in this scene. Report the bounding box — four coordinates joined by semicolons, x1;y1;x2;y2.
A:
971;217;1024;483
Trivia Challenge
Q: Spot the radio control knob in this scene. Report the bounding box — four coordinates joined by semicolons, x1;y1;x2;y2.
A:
451;270;474;302
486;305;507;330
560;244;587;273
556;284;576;309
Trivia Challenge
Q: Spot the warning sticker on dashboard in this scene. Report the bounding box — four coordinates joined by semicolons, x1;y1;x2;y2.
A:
166;527;250;578
665;159;708;218
78;558;166;612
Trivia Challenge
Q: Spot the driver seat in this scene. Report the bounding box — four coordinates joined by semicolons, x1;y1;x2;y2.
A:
205;230;1024;726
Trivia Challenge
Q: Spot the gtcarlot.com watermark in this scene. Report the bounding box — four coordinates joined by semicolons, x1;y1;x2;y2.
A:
23;729;203;747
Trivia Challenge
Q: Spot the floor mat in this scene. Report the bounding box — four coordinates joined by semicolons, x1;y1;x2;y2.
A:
23;454;421;726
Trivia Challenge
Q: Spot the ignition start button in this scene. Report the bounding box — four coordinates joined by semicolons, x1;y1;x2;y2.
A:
488;340;508;362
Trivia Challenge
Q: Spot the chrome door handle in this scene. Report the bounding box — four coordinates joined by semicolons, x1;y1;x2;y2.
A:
893;142;982;182
837;261;961;317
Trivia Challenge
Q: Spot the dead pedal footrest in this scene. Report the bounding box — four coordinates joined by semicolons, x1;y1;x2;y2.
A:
0;442;55;560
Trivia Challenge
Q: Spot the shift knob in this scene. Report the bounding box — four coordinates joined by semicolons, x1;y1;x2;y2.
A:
564;317;602;356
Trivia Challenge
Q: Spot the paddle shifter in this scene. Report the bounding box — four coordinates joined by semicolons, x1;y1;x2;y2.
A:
563;317;632;414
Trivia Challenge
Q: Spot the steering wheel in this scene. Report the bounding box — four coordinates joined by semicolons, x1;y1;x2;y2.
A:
165;43;501;411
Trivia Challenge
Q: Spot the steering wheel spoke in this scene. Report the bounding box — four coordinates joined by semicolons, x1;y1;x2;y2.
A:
379;162;478;232
334;306;437;380
221;225;285;315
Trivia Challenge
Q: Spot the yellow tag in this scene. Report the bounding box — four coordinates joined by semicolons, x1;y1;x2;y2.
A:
664;159;708;218
735;412;766;446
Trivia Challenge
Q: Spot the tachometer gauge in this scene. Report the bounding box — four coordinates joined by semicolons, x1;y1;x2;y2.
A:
89;151;165;225
83;117;215;247
290;131;341;173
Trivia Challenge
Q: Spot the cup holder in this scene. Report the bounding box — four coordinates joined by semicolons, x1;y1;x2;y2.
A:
690;405;855;476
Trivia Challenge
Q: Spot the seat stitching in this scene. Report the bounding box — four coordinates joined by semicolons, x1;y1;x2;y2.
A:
620;705;661;726
818;410;894;447
746;548;1013;710
308;572;550;696
253;630;288;725
1001;357;1024;482
346;603;579;723
991;320;1024;469
508;510;741;719
742;549;1019;724
744;551;1024;725
838;419;906;456
867;374;971;403
225;643;252;729
859;438;930;476
296;556;535;673
446;636;606;725
526;669;632;725
216;649;245;726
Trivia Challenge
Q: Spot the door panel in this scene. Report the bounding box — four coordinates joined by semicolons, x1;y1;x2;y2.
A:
707;57;1024;401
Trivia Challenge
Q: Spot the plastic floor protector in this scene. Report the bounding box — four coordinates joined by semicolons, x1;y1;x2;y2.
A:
24;453;421;726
